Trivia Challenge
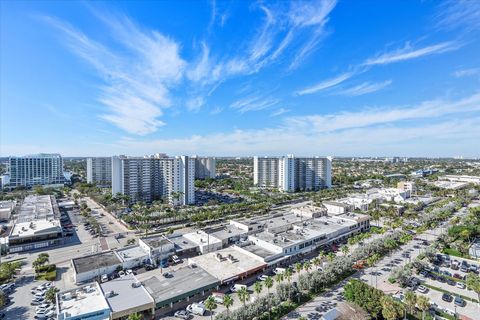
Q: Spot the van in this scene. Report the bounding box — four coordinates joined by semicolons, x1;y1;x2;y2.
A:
274;267;286;275
230;284;247;292
186;303;205;316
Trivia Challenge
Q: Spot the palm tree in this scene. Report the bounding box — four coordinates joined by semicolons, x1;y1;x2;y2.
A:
312;257;320;269
264;276;274;295
340;245;349;256
327;252;335;263
404;290;417;317
318;250;325;261
204;296;217;320
127;314;142;320
237;286;250;308
294;262;303;274
284;268;293;284
275;273;284;285
416;295;430;320
254;281;263;298
223;294;233;316
303;261;312;273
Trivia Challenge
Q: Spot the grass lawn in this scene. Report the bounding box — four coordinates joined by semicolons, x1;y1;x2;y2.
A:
442;248;469;259
36;270;57;281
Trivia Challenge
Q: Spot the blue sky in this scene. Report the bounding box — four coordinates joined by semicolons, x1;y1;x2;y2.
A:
1;0;479;157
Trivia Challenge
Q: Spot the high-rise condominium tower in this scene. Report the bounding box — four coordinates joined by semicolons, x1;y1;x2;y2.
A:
111;155;195;205
8;153;64;187
254;155;332;192
86;157;112;187
193;156;216;179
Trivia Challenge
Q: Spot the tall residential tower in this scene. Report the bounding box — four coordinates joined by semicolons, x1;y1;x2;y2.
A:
86;157;112;187
8;153;64;188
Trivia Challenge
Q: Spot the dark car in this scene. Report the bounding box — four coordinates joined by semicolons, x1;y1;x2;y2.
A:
447;279;456;286
454;296;466;307
442;293;453;302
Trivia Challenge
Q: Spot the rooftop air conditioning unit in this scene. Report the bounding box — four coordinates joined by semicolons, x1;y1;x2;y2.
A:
106;291;115;298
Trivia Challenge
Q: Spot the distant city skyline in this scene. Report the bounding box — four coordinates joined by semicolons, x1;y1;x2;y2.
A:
1;1;479;157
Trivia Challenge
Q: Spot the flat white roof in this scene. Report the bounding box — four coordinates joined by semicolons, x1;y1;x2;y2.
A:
9;219;62;238
190;246;266;283
100;274;154;315
183;231;222;246
115;245;149;262
57;282;110;319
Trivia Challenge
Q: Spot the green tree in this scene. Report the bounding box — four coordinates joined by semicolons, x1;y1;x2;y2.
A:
45;287;59;304
416;295;430;320
0;291;5;308
381;295;404;320
284;268;293;284
466;273;480;306
127;314;142;320
274;273;284;285
253;281;263;298
264;276;274;295
237;286;250;307
327;252;336;262
404;290;417;316
341;245;349;256
204;296;217;320
303;261;312;273
294;262;303;274
223;294;233;315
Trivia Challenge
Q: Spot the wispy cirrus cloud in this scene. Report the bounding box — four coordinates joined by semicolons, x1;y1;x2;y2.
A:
270;108;290;117
453;67;480;78
296;72;354;95
436;0;480;32
230;95;280;113
297;40;460;96
44;15;185;135
112;93;480;157
362;41;459;66
338;80;392;96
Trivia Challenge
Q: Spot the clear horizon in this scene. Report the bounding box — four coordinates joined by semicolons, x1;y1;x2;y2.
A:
1;1;479;157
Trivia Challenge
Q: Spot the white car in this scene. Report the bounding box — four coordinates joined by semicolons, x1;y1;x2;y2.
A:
118;271;126;277
126;269;133;275
417;285;428;293
101;274;109;283
456;282;466;289
230;284;247;292
257;274;269;281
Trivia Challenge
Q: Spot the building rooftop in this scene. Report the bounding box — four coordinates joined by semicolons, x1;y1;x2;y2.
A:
322;201;352;208
72;251;122;275
204;225;247;241
190;246;266;283
141;235;172;250
238;243;279;260
115;245;149;262
9;219;62;238
183;230;222;246
138;266;219;307
57;282;109;320
167;234;199;252
17;195;59;222
100;274;154;316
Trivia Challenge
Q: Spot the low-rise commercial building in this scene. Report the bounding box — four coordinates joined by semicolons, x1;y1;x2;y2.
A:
8;195;63;253
137;265;220;314
189;246;267;284
100;274;155;319
0;200;16;221
56;282;111;320
183;230;223;254
138;235;175;265
441;175;480;185
322;201;353;215
72;251;122;284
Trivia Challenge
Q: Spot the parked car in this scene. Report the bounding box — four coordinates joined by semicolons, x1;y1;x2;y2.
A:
186;303;205;316
174;310;191;319
162;272;173;278
454;296;466;307
211;292;225;304
257;274;269;281
447;279;456;286
172;255;181;264
126;269;133;275
118;271;126;277
456;282;466;289
230;284;247;292
273;267;286;275
417;285;428;293
101;274;109;283
442;293;453;302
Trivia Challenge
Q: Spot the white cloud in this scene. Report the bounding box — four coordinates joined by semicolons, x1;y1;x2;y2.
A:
270;108;291;117
363;41;459;66
436;0;480;32
96;93;480;157
453;68;480;78
230;95;280;113
45;15;185;135
338;80;392;96
186;96;205;112
286;93;480;133
296;72;354;95
210;106;223;115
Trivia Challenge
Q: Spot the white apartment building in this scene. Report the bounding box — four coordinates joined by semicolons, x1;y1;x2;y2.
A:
397;181;416;194
193;156;216;179
254;155;332;192
8;153;64;188
111;155;195;205
86;157;112;187
253;157;280;188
